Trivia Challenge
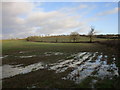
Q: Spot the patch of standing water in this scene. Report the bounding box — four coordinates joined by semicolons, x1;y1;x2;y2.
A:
0;55;8;59
1;52;64;79
60;52;119;84
1;51;119;86
19;51;24;54
1;62;45;79
44;52;63;56
49;52;93;73
19;55;36;58
65;54;103;83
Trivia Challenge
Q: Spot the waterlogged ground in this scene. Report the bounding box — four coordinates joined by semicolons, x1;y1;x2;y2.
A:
2;51;119;88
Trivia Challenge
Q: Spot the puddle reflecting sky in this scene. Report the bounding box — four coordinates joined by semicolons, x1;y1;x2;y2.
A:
1;52;119;84
2;62;45;79
44;52;63;56
0;55;8;59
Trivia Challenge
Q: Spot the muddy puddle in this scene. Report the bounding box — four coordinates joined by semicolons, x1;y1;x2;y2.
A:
44;52;63;56
1;62;45;79
1;52;119;86
49;52;119;84
19;55;36;58
0;55;8;59
16;52;64;58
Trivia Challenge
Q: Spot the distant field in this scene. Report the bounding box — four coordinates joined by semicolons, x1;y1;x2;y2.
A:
2;39;115;55
26;36;110;42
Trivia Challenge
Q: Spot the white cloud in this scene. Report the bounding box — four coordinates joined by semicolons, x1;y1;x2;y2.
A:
2;2;35;39
2;2;91;39
26;11;86;35
78;4;88;9
83;7;119;24
97;7;118;16
2;2;34;16
60;4;88;13
4;2;118;39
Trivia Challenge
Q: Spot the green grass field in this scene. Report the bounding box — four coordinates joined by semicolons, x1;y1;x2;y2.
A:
2;40;120;88
2;39;114;54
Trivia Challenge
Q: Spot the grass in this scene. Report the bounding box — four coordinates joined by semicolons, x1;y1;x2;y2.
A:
2;39;116;55
2;39;119;88
94;78;116;88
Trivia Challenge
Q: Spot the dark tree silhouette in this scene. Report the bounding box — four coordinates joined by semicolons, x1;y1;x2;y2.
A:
70;32;79;42
88;26;95;43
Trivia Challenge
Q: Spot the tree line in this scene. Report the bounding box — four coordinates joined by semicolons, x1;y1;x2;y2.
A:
26;27;119;43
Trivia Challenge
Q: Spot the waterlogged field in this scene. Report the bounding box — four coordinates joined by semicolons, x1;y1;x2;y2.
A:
1;40;120;88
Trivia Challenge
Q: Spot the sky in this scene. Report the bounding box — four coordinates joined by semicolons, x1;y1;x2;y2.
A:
1;1;119;39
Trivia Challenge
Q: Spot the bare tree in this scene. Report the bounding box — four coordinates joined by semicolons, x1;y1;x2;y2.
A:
55;36;58;43
70;32;79;42
88;26;95;43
